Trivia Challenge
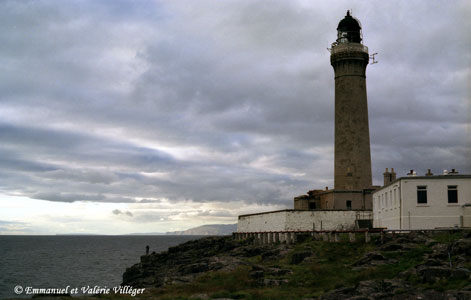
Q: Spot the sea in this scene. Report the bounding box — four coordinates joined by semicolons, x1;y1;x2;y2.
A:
0;235;203;299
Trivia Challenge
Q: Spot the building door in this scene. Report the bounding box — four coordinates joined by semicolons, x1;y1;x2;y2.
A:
346;200;352;210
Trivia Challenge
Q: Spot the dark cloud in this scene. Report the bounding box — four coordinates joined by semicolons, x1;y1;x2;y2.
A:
0;0;469;230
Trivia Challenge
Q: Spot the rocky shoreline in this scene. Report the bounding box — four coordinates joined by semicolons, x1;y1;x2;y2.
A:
122;231;471;299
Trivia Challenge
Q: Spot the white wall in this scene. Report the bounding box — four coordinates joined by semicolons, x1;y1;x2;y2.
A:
237;210;367;232
237;211;287;232
284;210;359;231
373;183;401;229
373;176;471;230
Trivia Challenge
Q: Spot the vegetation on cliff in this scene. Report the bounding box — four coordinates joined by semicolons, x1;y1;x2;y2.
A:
117;231;471;300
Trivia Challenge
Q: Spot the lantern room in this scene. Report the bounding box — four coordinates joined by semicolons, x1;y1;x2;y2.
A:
337;10;362;44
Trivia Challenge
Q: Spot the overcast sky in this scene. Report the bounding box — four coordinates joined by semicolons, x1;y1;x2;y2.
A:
0;0;470;234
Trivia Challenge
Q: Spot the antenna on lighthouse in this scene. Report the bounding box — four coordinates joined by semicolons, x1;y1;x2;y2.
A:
369;52;378;64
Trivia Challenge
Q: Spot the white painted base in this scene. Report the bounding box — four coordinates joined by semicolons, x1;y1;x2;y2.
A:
237;209;372;232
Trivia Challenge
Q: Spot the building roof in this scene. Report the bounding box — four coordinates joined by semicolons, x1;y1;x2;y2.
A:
337;10;361;32
373;174;471;193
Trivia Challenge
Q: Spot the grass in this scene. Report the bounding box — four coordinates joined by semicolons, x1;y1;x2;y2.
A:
87;232;470;300
432;231;464;244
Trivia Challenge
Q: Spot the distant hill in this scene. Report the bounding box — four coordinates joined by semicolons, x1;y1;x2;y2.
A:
166;224;237;236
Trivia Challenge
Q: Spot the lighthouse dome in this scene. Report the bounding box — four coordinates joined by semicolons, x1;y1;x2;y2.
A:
336;10;362;44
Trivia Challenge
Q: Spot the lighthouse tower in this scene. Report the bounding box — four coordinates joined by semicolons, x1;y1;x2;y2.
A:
293;11;377;211
330;11;372;191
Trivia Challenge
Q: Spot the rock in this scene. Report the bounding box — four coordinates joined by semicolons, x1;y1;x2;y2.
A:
353;252;386;266
394;237;413;244
122;264;145;285
257;244;292;261
179;262;209;274
290;251;312;264
319;280;414;300
261;278;289;286
122;233;471;299
407;232;430;244
417;266;451;283
251;264;264;271
317;283;370;299
380;243;405;251
249;270;264;279
462;284;471;291
427;243;449;260
232;246;265;257
189;293;209;299
424;258;446;266
454;291;471;300
267;267;292;276
451;268;470;279
450;239;471;256
425;238;438;247
356;280;380;295
261;248;281;260
122;236;248;287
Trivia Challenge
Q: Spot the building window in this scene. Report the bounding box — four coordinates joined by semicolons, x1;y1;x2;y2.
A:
346;200;352;210
309;202;317;209
417;186;427;204
448;185;458;203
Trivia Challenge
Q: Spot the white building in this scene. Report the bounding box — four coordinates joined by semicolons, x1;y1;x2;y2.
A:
373;171;471;230
237;210;372;232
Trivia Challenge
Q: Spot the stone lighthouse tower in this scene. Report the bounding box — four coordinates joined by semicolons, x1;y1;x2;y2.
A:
293;11;376;211
330;11;372;191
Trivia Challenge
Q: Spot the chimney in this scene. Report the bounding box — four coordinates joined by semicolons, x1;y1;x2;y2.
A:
407;169;416;176
391;168;397;181
383;168;391;186
425;169;433;176
325;186;329;191
448;168;459;175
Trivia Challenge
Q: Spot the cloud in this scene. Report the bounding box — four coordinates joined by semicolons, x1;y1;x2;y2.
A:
112;209;133;217
33;192;106;203
194;210;236;218
0;0;469;233
0;220;33;234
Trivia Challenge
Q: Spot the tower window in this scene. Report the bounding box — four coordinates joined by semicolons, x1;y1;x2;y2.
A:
417;186;427;204
346;200;352;210
448;185;458;203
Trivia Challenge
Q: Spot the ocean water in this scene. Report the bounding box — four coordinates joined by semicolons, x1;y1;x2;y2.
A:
0;235;202;299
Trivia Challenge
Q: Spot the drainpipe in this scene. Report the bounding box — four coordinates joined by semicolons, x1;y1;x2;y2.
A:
408;211;411;230
399;181;402;230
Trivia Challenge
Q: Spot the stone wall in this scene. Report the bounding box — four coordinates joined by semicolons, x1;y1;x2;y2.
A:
237;209;372;232
237;210;288;232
